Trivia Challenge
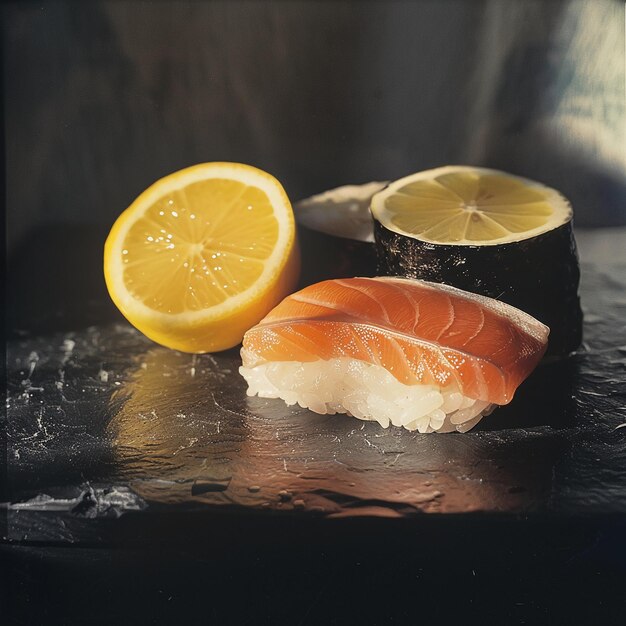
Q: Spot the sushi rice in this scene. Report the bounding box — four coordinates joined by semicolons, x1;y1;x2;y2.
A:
240;354;494;433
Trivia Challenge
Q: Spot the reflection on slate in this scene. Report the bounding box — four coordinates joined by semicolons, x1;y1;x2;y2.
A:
5;264;626;542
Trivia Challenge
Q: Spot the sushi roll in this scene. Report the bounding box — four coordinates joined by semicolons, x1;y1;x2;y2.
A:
371;166;582;357
239;277;548;433
294;182;386;287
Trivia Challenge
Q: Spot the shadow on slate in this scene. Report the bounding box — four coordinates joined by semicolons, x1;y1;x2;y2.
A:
3;517;626;625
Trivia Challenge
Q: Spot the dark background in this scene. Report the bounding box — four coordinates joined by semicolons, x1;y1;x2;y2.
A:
5;0;625;331
3;2;626;624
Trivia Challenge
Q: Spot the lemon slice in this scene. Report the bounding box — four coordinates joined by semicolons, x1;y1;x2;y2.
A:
371;166;572;245
104;162;299;353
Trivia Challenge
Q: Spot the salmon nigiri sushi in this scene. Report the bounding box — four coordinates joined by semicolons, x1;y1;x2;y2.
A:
239;277;549;433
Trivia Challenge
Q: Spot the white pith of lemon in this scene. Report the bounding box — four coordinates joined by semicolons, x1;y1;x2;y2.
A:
104;162;299;353
371;166;572;246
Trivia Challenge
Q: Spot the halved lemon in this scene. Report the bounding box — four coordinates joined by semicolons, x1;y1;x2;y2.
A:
371;166;572;245
104;162;300;353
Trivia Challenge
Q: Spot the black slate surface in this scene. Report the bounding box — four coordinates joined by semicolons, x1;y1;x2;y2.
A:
4;262;626;546
4;239;626;625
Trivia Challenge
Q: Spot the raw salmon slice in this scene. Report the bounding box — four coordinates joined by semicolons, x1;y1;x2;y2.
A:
241;277;548;407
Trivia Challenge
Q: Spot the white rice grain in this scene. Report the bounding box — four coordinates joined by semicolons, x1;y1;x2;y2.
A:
239;357;495;433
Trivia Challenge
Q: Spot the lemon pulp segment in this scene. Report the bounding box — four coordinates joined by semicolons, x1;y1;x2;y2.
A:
121;179;278;314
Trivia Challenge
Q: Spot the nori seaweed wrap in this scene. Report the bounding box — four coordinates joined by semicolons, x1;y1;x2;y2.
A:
371;166;582;357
